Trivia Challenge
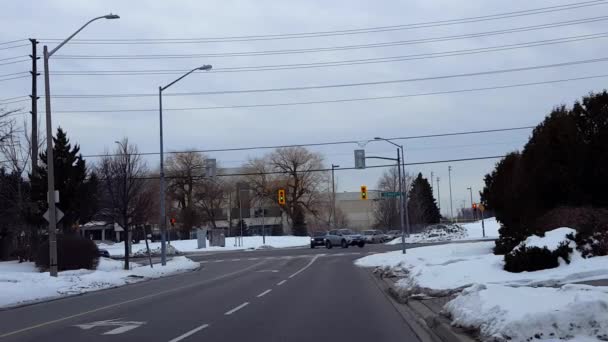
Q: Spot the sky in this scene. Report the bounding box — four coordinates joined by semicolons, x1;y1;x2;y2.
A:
1;0;607;217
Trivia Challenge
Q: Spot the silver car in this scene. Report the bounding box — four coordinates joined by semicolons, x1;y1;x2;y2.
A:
362;230;387;243
325;229;365;248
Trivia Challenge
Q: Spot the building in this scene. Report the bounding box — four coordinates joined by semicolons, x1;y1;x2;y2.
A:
335;191;378;230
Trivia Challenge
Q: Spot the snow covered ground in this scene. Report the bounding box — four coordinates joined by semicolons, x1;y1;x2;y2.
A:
386;217;500;245
357;228;608;341
99;235;311;257
0;256;199;308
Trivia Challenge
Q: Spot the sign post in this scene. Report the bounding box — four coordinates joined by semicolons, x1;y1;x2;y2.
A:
479;204;486;237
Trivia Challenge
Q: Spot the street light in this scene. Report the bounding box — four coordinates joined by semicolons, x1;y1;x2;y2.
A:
331;164;340;228
158;64;212;266
43;14;119;277
374;137;411;254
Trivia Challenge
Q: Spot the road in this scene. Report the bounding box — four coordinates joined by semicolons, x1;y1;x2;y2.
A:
0;243;422;342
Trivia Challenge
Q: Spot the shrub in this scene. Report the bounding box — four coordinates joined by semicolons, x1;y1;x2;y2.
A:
35;234;100;271
504;241;572;273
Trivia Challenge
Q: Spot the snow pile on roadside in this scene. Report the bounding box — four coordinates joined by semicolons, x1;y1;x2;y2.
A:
356;240;608;295
0;256;199;308
517;227;575;251
132;244;179;257
444;283;608;342
385;217;500;245
99;235;310;257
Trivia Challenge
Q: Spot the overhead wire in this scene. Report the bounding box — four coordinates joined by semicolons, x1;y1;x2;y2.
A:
40;0;608;43
47;56;608;100
0;43;29;51
82;126;534;158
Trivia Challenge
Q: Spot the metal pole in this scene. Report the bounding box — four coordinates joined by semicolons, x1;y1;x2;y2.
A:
437;177;441;216
396;149;405;254
43;46;58;277
30;39;39;178
262;205;265;245
239;190;243;247
159;86;167;266
401;146;410;238
448;166;454;221
331;164;337;228
467;187;474;220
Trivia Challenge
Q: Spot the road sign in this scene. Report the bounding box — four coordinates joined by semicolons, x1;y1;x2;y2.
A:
354;149;365;169
381;192;401;198
205;158;217;177
74;319;146;335
42;207;64;223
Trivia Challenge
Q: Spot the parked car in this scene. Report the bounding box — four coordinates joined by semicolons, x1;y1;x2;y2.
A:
386;230;402;240
310;231;327;248
325;229;365;248
362;230;388;243
98;249;110;258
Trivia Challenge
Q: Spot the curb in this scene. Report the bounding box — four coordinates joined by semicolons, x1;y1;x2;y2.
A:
379;275;476;342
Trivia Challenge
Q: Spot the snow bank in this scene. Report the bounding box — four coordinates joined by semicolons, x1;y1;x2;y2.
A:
444;284;608;341
356;240;608;294
99;236;310;257
517;227;576;251
0;256;199;308
385;217;500;245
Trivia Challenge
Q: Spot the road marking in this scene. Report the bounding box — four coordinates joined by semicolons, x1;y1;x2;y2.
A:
225;302;249;315
256;270;279;273
74;319;145;335
256;289;272;298
231;258;241;261
247;257;259;260
168;324;209;342
288;254;321;279
0;261;267;338
213;259;224;263
276;280;287;286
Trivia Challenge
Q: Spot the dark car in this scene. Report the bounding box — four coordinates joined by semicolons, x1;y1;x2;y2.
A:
310;231;327;248
98;249;110;258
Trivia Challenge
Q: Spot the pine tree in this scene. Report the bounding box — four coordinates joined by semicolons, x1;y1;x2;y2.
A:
407;173;440;229
30;127;98;233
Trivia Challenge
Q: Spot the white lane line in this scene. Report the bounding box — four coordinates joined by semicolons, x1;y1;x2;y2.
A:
168;324;210;342
0;260;266;338
247;258;258;260
213;259;224;263
231;258;241;261
256;289;272;298
224;302;249;315
276;280;287;286
288;254;321;279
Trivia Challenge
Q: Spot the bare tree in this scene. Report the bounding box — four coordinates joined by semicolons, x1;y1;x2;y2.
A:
193;177;227;229
247;147;327;236
97;138;150;269
374;167;412;230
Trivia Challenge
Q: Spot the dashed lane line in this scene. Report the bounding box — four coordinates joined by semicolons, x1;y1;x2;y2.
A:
224;302;249;315
276;280;287;286
168;324;210;342
288;254;321;279
256;289;272;298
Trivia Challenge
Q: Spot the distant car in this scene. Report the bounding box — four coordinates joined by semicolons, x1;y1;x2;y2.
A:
310;231;327;248
386;230;402;240
362;230;387;243
325;229;365;248
98;249;110;258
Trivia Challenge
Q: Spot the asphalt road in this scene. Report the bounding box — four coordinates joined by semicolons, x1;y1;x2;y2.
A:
0;243;422;342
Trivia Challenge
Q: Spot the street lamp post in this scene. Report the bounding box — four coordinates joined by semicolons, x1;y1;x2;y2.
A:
374;137;410;254
331;164;339;228
43;14;119;277
158;64;212;265
114;141;130;269
467;187;475;220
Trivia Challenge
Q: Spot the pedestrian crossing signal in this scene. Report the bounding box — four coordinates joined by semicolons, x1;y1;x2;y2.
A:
360;185;368;200
170;217;176;227
278;189;286;205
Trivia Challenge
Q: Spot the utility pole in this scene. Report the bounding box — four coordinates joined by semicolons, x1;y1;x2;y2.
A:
331;164;339;228
29;39;39;178
430;171;434;190
436;177;441;216
448;166;454;221
467;187;474;220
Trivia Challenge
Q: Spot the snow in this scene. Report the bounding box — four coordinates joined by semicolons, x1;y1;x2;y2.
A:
0;256;199;308
444;284;608;341
518;227;576;251
357;238;608;294
385;217;500;245
99;236;310;257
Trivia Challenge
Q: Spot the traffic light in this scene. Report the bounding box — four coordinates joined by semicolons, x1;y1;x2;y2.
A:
472;203;478;211
170;217;176;227
278;189;286;205
360;185;368;200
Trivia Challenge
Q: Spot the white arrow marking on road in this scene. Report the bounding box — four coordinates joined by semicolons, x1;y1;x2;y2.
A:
74;319;145;335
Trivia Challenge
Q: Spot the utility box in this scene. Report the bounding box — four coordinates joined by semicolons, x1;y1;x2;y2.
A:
196;228;207;249
210;229;225;247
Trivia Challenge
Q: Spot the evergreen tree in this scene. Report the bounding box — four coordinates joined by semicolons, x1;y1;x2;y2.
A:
407;173;440;229
30;127;98;233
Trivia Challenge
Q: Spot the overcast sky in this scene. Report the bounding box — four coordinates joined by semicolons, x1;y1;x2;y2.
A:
2;0;607;217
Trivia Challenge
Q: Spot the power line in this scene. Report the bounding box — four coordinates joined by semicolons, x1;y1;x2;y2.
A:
0;43;29;51
49;56;608;99
41;0;608;43
52;30;608;59
53;74;608;114
0;55;28;62
0;59;29;67
0;75;29;82
82;126;534;158
47;32;608;76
